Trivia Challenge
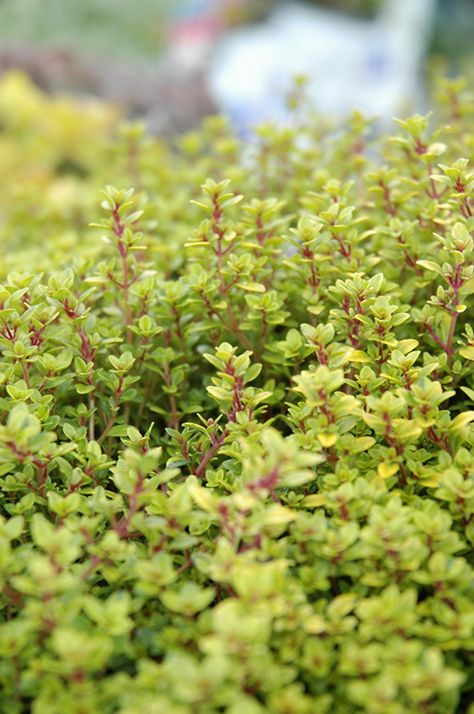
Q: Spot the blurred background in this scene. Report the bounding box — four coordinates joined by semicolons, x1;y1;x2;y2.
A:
0;0;472;134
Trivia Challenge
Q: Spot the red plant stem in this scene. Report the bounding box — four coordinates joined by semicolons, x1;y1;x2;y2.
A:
20;360;30;387
201;290;254;353
64;307;97;438
88;396;95;441
423;322;449;353
427;426;451;453
426;165;447;201
32;458;48;494
379;180;396;216
7;442;49;495
81;554;102;580
446;267;462;360
333;234;351;259
120;246;131;325
97;375;125;443
0;323;17;341
212;195;225;268
446;313;459;358
423;265;463;361
194;429;229;478
460;197;472;218
302;245;319;292
256;213;266;245
220;276;240;295
226;304;254;353
115;474;144;538
113;205;133;342
163;362;179;430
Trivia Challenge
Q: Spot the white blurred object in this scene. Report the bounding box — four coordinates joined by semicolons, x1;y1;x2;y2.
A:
208;0;437;129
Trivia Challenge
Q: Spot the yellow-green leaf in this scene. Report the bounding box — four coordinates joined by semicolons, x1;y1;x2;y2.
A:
459;346;474;361
377;462;399;479
237;282;266;293
317;433;338;448
349;350;371;363
304;494;327;508
449;411;474;431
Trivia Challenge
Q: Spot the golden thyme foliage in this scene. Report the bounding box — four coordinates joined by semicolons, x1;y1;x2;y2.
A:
0;72;473;713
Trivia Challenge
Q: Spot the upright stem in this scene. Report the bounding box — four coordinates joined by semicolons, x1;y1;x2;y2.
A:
423;322;448;353
113;205;133;343
446;265;462;361
163;362;179;430
88;396;95;441
194;429;229;478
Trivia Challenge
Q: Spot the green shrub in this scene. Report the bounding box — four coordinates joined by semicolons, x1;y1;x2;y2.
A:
0;72;473;713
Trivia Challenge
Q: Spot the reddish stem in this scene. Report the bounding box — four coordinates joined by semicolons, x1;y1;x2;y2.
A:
194;429;229;478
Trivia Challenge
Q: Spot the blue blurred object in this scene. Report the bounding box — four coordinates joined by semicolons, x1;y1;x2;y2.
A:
208;0;437;131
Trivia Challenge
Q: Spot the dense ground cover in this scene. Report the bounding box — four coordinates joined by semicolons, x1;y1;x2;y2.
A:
0;72;473;713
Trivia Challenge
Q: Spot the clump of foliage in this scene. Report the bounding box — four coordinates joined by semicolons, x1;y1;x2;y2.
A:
0;72;474;714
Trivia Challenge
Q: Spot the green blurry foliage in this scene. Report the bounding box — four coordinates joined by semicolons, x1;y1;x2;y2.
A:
0;0;168;60
0;72;474;713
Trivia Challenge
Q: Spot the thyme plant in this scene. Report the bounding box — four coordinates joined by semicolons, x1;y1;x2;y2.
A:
0;72;473;713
